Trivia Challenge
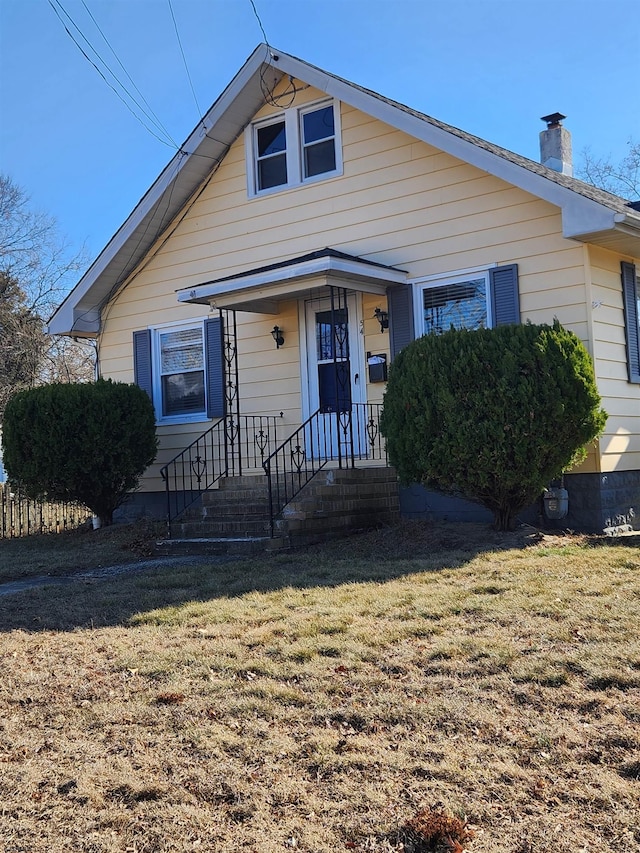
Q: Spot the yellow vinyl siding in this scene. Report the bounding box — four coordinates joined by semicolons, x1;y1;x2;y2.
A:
588;245;640;474
362;292;391;405
98;85;617;491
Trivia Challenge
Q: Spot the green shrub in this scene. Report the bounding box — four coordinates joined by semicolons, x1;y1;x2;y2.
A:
379;321;607;531
2;379;158;525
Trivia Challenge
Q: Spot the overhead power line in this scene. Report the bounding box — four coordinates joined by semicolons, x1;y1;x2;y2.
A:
79;0;179;147
167;0;205;126
247;0;296;109
249;0;269;46
48;0;179;149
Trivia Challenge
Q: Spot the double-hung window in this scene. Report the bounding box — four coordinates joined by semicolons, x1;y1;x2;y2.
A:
301;103;337;179
248;99;341;195
420;275;490;335
158;325;206;418
133;318;225;423
256;119;287;190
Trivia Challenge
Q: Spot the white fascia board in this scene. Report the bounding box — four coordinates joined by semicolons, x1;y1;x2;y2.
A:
49;47;276;336
47;303;100;337
177;256;406;305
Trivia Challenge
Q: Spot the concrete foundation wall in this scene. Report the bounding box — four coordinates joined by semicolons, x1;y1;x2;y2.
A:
399;469;640;533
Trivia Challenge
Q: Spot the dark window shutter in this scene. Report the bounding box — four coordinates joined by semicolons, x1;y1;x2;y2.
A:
133;329;153;400
490;264;520;326
621;261;640;383
388;284;415;360
205;316;225;418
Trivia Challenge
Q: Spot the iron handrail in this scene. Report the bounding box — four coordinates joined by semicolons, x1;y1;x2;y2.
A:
160;414;282;535
263;402;386;536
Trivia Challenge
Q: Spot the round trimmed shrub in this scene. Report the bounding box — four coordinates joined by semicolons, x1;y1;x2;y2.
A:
2;379;158;525
379;321;607;531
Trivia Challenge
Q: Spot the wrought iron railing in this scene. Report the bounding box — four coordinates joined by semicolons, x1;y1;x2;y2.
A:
263;402;386;536
160;414;282;534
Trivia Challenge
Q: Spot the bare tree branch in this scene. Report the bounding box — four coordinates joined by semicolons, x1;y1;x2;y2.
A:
577;139;640;200
0;175;95;419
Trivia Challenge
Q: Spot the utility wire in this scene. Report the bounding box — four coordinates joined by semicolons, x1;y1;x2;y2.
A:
48;0;178;149
248;0;296;109
167;0;205;127
80;0;179;148
249;0;269;46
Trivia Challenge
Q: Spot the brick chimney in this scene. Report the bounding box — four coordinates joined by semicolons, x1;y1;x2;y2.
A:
540;113;573;176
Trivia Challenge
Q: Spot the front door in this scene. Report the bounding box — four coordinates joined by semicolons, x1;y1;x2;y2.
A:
303;292;364;459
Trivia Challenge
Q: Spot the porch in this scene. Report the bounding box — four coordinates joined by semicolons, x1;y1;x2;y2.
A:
150;251;406;551
158;404;399;553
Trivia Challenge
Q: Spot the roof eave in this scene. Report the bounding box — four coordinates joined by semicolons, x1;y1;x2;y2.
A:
48;44;282;336
308;68;637;250
569;216;640;258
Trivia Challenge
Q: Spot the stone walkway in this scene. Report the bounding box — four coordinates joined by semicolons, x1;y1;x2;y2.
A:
0;556;221;598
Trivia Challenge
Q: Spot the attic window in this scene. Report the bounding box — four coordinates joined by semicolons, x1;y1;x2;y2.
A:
256;120;287;190
247;99;342;196
301;104;336;178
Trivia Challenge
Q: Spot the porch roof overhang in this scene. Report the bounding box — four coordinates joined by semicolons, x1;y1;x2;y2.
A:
175;249;408;313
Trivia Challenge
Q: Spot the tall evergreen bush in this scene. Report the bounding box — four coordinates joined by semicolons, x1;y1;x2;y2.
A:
2;379;158;525
380;321;607;530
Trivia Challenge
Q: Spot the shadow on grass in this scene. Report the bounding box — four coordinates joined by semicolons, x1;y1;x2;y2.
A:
0;520;634;633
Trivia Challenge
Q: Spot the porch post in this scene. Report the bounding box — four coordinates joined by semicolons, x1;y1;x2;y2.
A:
221;308;241;475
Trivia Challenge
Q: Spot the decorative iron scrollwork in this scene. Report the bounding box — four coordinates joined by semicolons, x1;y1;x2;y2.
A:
255;428;268;458
338;410;351;438
366;414;378;447
191;455;207;484
291;444;306;471
226;418;239;448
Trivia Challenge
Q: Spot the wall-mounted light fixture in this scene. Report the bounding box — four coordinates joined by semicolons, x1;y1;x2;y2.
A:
271;325;285;348
374;307;389;332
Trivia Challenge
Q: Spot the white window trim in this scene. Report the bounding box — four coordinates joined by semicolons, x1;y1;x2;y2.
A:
151;318;209;425
245;98;342;197
412;268;494;338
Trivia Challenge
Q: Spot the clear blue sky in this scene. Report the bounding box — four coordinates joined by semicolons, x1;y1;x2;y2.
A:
1;0;639;264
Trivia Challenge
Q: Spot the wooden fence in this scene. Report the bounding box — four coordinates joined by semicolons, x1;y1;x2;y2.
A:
0;482;91;539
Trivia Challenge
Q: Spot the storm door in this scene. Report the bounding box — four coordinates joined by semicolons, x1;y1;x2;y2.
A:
303;290;364;460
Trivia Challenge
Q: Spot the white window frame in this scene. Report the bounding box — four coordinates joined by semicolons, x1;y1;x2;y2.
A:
246;98;342;197
411;266;496;338
151;319;208;425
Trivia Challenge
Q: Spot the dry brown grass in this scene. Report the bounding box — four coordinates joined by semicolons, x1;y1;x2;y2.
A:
0;519;163;583
1;521;639;852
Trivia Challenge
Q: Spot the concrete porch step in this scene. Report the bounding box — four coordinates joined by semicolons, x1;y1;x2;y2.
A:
175;518;271;537
161;465;399;550
155;536;287;556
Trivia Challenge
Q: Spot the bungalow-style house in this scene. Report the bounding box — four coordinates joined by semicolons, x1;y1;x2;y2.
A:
49;46;640;539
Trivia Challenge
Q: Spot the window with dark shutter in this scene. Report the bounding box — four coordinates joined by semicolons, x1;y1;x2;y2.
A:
132;316;225;422
410;264;519;346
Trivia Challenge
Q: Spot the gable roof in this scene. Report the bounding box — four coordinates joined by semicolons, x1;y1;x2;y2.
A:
49;44;640;337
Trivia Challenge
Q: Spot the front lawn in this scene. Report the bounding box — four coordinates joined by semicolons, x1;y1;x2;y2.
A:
1;523;638;851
